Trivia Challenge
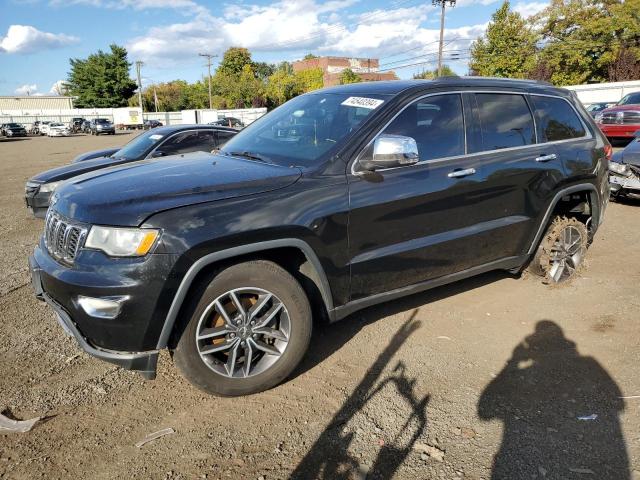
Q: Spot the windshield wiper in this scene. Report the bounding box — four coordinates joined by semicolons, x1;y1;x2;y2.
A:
226;151;267;163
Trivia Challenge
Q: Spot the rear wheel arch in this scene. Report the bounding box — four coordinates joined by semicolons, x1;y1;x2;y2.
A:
157;239;334;350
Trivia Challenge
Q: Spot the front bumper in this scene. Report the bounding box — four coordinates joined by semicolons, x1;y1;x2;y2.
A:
610;173;640;193
49;130;70;137
29;243;180;378
95;127;115;134
599;124;640;139
6;130;27;137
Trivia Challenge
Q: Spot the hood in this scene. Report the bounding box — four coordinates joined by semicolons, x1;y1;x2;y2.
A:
51;151;302;226
30;156;133;183
617;138;640;166
73;147;120;163
602;104;640;113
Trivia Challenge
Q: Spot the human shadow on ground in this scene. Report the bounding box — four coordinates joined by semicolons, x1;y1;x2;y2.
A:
478;320;629;479
290;311;430;480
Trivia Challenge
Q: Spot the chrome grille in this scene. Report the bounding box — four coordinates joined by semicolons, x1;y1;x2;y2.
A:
601;111;640;125
44;210;88;264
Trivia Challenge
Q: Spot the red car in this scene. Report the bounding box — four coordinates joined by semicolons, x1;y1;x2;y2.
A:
595;91;640;140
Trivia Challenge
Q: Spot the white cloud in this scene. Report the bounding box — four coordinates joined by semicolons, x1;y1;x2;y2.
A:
50;0;210;15
0;25;78;54
49;80;67;95
14;84;37;95
125;0;487;70
513;1;548;17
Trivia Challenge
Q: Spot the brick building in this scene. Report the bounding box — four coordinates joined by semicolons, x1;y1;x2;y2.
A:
292;56;397;87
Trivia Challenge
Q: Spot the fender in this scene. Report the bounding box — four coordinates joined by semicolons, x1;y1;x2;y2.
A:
156;238;334;349
526;183;600;255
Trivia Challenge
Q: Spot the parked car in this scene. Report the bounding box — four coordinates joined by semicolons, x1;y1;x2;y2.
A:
25;125;237;217
609;130;640;200
47;123;71;137
586;102;613;117
39;121;52;136
594;92;640;141
69;117;85;133
28;78;610;396
30;121;44;135
90;118;116;135
210;117;244;129
1;122;27;137
144;119;163;129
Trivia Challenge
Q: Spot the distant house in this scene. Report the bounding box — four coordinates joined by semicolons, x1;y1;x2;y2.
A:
0;96;74;112
292;56;398;86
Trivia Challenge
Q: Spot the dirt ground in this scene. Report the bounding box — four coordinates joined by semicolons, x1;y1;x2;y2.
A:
0;133;639;480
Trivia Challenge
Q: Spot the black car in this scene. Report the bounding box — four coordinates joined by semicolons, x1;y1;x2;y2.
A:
1;122;28;137
28;78;610;396
609;130;640;200
144;119;163;129
90;118;116;135
69;117;85;133
25;125;238;217
210;117;244;128
81;120;92;133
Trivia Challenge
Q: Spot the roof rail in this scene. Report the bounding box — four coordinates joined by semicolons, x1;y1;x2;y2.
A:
435;76;553;86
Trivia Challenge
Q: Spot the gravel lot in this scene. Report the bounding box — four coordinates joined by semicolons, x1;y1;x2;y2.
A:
0;134;639;480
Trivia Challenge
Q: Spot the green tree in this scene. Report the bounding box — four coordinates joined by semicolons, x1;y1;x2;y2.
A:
218;47;253;76
66;44;137;107
339;68;362;84
413;65;457;79
252;61;276;81
469;1;538;79
265;68;299;106
294;67;324;93
303;53;319;60
533;0;640;85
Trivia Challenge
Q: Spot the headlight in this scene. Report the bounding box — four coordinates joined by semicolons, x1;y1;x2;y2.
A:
39;181;61;193
609;162;631;176
85;226;160;257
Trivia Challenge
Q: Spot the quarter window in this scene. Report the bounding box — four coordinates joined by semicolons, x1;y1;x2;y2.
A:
475;93;535;151
381;94;465;161
532;96;586;142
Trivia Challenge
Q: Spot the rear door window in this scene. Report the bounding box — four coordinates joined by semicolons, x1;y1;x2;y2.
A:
531;96;586;142
159;130;217;155
381;94;465;161
475;93;535;151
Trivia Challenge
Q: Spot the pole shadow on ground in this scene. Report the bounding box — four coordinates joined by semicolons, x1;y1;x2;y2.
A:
478;320;630;479
290;310;429;480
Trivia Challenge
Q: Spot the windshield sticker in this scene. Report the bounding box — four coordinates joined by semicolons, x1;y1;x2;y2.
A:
149;134;164;140
341;97;384;109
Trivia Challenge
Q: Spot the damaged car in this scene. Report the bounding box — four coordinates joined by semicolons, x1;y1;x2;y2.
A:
609;130;640;200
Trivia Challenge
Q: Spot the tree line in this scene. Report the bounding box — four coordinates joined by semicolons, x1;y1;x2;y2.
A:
64;47;366;110
470;0;640;85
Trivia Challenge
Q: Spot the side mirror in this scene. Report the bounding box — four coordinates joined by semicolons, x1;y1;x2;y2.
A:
151;151;166;158
359;134;419;171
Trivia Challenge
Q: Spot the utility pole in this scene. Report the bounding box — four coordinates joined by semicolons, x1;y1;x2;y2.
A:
433;0;456;77
135;60;144;112
199;53;217;110
153;84;159;112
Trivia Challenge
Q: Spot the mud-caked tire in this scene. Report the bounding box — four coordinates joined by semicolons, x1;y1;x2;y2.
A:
528;216;589;284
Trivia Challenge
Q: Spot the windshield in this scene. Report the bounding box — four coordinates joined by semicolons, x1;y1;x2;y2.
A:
112;129;167;160
617;93;640;106
220;93;388;166
7;123;21;128
96;119;110;124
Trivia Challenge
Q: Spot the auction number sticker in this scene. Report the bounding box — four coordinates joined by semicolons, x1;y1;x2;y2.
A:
149;134;164;140
341;96;384;109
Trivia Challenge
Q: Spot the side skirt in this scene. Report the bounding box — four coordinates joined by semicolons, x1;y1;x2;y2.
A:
330;255;528;322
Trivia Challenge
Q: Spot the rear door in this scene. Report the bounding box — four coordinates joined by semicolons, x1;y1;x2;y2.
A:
467;92;566;257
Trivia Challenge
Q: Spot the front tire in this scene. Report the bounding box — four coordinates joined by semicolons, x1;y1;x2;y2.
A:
174;260;312;396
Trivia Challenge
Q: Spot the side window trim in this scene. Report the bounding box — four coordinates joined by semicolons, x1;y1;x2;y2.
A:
350;90;593;177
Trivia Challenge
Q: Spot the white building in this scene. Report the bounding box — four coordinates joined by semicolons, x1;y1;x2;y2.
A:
564;80;640;105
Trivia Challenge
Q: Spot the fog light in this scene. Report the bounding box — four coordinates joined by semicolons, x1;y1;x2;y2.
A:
77;295;128;319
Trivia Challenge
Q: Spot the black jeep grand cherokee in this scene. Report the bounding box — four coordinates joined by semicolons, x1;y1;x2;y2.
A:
29;78;610;396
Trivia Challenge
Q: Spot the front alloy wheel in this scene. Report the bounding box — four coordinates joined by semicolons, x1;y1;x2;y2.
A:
174;260;312;396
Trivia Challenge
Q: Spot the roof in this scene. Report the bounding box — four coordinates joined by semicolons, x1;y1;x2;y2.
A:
316;77;562;97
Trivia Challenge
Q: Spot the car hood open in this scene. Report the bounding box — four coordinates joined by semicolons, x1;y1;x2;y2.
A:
51;151;302;226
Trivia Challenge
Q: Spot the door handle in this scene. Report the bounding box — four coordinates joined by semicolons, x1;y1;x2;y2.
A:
447;167;476;178
535;153;557;162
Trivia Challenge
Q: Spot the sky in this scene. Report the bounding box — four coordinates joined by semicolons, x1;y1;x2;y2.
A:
0;0;549;96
